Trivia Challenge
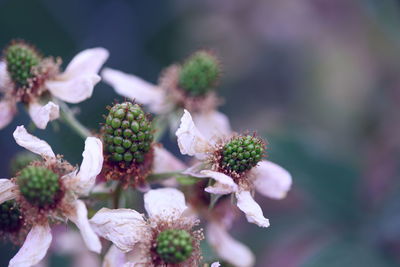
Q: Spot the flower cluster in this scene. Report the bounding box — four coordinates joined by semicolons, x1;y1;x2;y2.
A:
0;40;292;267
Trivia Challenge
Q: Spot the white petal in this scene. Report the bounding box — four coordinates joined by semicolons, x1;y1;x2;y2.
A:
207;222;254;267
90;208;147;253
152;146;185;174
74;137;104;195
63;48;109;78
46;74;101;103
103;245;126;267
125;243;148;266
0;98;16;129
144;188;187;220
68;200;102;253
9;224;52;267
235;191;270;228
28;101;60;130
211;263;221;267
192;111;231;141
101;68;166;114
13;125;55;158
252;160;292;200
175;109;212;160
0;61;12;93
0;179;17;204
201;170;238;195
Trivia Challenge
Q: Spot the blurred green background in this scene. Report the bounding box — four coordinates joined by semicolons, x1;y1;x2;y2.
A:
1;0;400;266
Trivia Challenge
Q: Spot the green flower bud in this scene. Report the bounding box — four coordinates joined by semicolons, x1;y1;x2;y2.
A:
221;135;264;173
4;41;41;87
179;51;220;97
103;102;153;164
156;229;193;263
10;151;40;176
0;200;23;233
17;166;60;208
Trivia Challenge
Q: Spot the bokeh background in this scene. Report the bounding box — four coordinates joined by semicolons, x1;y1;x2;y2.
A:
1;0;400;266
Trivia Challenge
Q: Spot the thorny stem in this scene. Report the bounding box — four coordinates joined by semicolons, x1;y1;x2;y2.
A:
57;100;91;139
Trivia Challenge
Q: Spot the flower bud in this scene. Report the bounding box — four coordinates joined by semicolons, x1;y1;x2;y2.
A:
4;41;41;88
17;166;60;208
178;51;220;97
156;229;193;263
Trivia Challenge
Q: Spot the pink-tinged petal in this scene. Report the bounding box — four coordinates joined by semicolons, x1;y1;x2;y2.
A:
13;125;55;158
68;200;102;253
9;224;52;267
252;160;292;199
28;101;60;130
152;146;185;174
201;170;238;195
175;110;212;160
74;137;103;195
63;48;109;78
103;245;126;267
0;179;17;204
0;98;16;129
90;208;147;253
46;74;101;104
144;188;187;220
192;111;231;141
125;243;148;266
101;68;167;114
0;61;12;93
235;191;270;228
207;222;254;267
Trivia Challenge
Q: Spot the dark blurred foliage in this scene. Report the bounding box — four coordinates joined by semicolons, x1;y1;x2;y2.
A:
1;0;400;266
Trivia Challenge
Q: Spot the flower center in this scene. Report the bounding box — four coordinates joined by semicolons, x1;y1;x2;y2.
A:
4;41;41;88
103;102;153;164
0;200;23;233
178;51;220;97
156;229;193;263
221;135;264;173
17;166;60;208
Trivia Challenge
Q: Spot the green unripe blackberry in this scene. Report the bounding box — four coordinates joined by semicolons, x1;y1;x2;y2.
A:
0;200;23;233
4;42;41;87
156;229;193;263
178;51;220;97
103;102;153;164
10;152;40;176
221;135;264;173
17;166;60;208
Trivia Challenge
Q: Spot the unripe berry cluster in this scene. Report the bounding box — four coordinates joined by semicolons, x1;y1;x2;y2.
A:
178;51;220;97
221;135;265;173
4;42;40;87
103;102;153;164
156;229;193;263
17;166;60;208
0;200;22;233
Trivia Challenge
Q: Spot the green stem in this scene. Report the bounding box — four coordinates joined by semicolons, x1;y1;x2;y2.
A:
113;182;123;209
58;101;91;139
147;171;183;182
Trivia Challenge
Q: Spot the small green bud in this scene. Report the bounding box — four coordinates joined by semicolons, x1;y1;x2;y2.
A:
156;229;193;263
0;200;23;233
178;51;220;97
221;135;264;173
17;166;60;208
4;41;41;87
103;102;153;164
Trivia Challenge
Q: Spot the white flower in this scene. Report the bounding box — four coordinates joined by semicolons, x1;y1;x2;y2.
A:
175;110;292;228
91;188;203;266
0;125;103;267
0;47;109;130
101;67;231;139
